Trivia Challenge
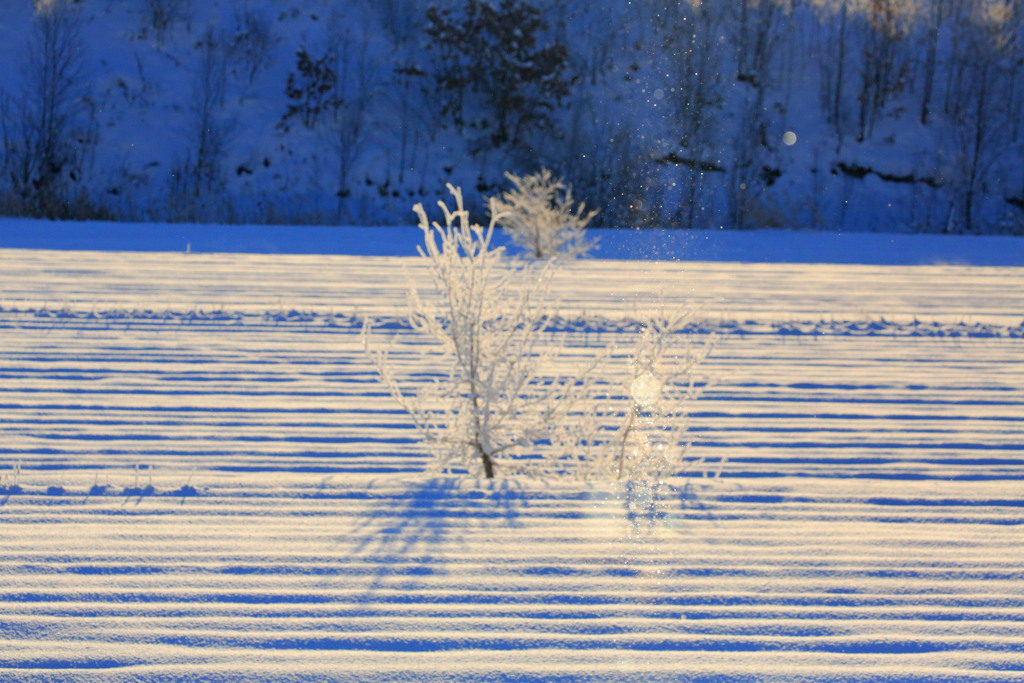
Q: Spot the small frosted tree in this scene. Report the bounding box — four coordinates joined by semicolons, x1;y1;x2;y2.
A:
613;311;716;480
490;168;598;259
553;307;719;482
365;184;592;478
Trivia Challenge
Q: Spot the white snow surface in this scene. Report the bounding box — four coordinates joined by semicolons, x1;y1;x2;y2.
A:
1;234;1023;680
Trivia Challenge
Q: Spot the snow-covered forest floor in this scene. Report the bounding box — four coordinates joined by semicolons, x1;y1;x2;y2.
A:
1;242;1022;680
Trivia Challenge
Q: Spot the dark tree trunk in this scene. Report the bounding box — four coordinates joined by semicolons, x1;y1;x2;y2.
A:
480;450;495;478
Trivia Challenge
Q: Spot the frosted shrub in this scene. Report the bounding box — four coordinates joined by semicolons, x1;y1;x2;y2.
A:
1;461;22;492
365;184;593;478
366;185;715;481
491;169;598;259
613;311;717;480
553;309;718;482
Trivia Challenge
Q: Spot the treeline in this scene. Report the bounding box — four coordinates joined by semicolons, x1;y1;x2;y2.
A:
1;0;1022;233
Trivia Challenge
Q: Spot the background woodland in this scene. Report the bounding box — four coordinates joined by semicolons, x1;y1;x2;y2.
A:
1;0;1023;234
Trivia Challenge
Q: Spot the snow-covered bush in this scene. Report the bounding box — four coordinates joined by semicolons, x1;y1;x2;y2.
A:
553;308;719;482
1;461;22;493
366;185;716;481
365;184;594;478
612;310;717;480
490;169;598;259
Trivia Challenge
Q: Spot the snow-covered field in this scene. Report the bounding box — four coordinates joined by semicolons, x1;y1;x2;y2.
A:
2;242;1023;681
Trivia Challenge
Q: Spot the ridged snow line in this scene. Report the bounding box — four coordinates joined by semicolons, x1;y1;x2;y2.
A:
3;306;1023;339
3;313;1022;481
3;249;1023;327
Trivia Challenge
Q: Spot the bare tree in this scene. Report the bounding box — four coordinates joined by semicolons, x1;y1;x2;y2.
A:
694;0;789;230
0;0;94;217
661;1;727;229
917;0;952;125
142;0;193;46
815;0;851;143
390;62;432;188
171;25;230;213
324;16;375;221
227;2;278;84
944;4;1021;232
547;302;719;483
365;0;423;48
855;0;913;141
